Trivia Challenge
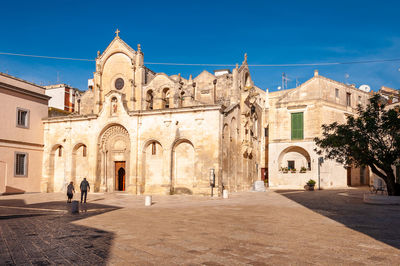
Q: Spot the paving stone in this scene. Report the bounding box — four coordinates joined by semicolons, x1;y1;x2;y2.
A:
1;190;400;264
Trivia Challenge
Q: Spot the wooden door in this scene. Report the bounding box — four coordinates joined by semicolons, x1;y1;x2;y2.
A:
347;167;351;186
115;161;126;191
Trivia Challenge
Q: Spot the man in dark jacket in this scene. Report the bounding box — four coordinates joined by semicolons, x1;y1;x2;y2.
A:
80;178;90;203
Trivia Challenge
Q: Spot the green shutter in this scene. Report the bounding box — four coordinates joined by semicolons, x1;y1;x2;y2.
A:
291;112;304;140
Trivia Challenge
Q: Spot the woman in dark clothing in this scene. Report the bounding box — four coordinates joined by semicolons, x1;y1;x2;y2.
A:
67;182;75;203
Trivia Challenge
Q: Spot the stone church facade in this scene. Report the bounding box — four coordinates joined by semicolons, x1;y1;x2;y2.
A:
41;33;265;195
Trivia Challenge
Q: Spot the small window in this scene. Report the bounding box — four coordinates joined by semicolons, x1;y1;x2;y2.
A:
288;161;295;170
264;127;269;137
152;142;156;155
335;88;339;98
346;93;351;106
16;108;29;128
15;152;28;176
58;147;62;157
83;146;87;157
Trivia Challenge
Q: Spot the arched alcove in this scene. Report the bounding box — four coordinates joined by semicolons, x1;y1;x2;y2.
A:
48;144;66;192
161;88;170;108
146;90;154;110
71;143;88;185
171;139;195;194
278;146;311;171
142;140;164;193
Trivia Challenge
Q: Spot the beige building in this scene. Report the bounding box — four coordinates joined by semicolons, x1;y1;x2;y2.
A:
41;32;265;195
0;72;50;194
265;70;372;189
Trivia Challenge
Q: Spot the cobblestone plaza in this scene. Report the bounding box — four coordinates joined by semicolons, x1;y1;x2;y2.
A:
1;189;400;265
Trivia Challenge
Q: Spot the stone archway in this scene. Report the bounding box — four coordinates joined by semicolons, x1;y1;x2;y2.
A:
142;140;165;194
98;124;130;192
71;143;88;186
48;144;66;192
171;139;195;195
278;146;311;171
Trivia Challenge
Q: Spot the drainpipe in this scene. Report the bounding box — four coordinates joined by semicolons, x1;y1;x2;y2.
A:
318;157;324;190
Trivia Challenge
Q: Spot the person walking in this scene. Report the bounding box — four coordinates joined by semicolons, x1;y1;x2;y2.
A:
66;181;75;203
80;178;90;203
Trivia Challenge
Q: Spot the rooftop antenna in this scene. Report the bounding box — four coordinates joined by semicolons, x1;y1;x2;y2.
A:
282;73;290;90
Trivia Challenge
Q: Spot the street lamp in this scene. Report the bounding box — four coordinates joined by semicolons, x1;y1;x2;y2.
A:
318;157;324;190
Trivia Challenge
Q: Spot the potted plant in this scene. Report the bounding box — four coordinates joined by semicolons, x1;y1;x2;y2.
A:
282;167;288;173
300;166;307;173
290;168;297;173
306;179;316;191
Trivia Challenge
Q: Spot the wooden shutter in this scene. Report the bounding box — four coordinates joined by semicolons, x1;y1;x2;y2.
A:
291;112;304;140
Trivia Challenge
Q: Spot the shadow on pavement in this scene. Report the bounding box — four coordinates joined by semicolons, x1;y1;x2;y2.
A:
276;189;400;250
0;200;120;265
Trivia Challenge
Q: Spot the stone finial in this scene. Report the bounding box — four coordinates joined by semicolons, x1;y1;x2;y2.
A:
314;69;319;77
235;63;239;69
137;44;141;52
97;50;100;57
189;74;192;82
244;53;248;63
115;29;120;37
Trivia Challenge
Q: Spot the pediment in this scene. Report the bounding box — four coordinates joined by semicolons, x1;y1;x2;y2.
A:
194;70;215;82
98;37;136;61
146;73;178;87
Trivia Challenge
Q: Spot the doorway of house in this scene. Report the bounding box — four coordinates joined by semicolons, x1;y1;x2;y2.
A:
347;167;352;186
115;161;125;191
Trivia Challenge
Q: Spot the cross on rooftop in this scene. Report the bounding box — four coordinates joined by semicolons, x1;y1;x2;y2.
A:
115;29;120;37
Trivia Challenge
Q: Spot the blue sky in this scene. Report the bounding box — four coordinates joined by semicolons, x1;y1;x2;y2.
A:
0;0;399;92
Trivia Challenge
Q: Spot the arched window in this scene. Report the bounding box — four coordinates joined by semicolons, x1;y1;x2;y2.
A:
162;88;170;108
146;90;154;110
82;145;87;157
245;73;251;88
151;142;156;155
180;91;185;107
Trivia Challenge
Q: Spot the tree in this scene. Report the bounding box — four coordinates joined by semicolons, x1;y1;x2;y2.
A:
314;94;400;196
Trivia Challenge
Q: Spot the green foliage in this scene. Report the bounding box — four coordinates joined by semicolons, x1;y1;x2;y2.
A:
314;94;400;195
307;179;316;186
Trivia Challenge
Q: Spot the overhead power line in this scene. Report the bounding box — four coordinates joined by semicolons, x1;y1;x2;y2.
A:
1;51;400;67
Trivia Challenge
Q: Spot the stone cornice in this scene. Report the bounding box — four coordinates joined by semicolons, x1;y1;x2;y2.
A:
0;138;44;148
128;104;222;116
0;81;51;101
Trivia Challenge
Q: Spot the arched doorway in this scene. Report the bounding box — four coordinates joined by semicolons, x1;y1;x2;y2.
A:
116;163;125;191
98;124;130;192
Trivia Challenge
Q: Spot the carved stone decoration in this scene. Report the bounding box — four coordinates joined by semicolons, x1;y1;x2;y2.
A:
111;97;118;114
100;125;129;151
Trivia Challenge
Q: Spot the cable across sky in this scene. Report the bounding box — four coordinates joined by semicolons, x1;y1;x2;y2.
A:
1;51;400;67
